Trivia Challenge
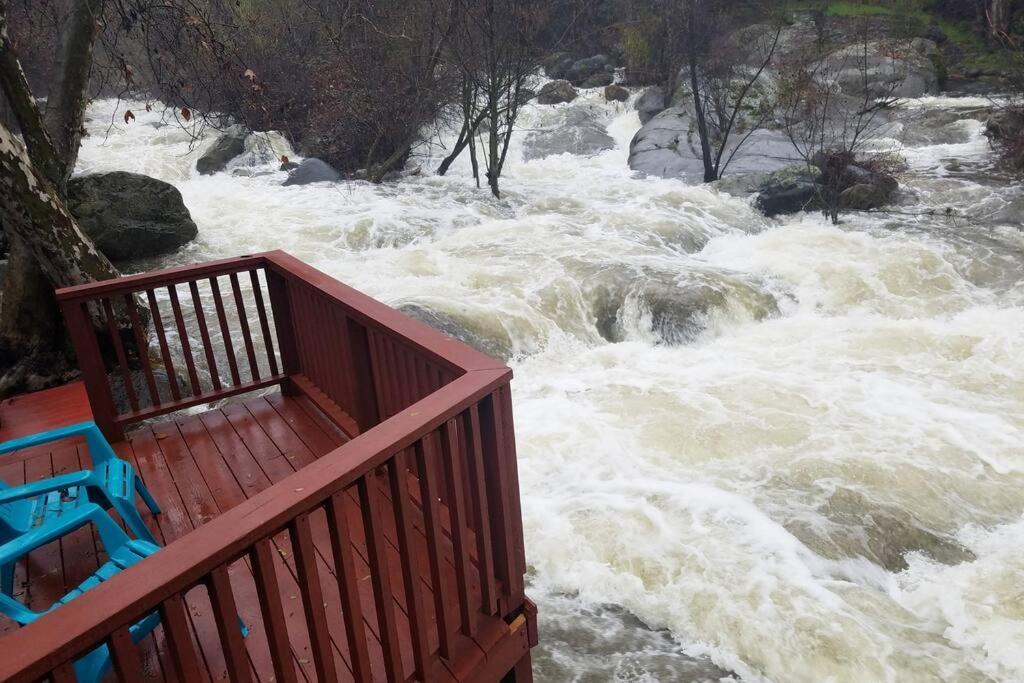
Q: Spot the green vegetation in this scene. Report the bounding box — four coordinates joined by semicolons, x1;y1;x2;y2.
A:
791;0;1014;74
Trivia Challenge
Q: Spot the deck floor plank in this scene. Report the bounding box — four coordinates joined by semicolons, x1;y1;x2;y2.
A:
1;390;517;682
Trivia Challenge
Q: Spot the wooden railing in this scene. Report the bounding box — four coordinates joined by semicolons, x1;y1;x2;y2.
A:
57;251;490;440
0;252;531;682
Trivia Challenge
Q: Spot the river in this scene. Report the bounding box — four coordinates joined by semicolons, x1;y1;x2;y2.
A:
76;89;1024;682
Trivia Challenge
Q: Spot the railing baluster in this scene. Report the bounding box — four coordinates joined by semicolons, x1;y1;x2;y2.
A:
229;273;261;383
249;269;279;376
50;661;78;682
387;451;430;681
367;330;393;419
440;418;475;637
208;565;253;683
168;283;202;397
124;293;161;408
415;438;453;658
289;513;338;683
250;540;297;683
147;289;182;402
359;474;402;683
325;491;372;682
189;280;222;391
209;276;242;386
160;593;205;681
108;626;144;680
101;297;139;414
465;405;497;614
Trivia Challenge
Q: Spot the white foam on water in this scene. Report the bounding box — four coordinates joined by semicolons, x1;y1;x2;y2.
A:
75;92;1024;682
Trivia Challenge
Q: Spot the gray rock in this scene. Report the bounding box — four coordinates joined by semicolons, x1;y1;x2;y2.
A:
604;84;629;102
544;52;575;80
580;72;614;88
566;55;611;86
754;164;821;216
281;158;342;186
986;108;1024;140
196;132;246;175
628;108;802;179
399;303;512;361
523;107;615;161
635;87;666;125
536;80;578;105
825;39;940;99
68;172;198;261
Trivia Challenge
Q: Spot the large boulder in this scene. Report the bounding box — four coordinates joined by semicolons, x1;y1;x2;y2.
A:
68;172;198;261
523;107;615;161
826;39;941;98
635;87;666;125
566;55;612;86
281;158;342;186
752;158;900;217
605;84;629;102
536;80;578;105
628;108;802;179
985;108;1024;141
196;132;246;175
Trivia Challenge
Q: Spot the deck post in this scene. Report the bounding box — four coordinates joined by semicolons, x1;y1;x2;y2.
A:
58;299;122;440
265;266;302;396
345;319;380;430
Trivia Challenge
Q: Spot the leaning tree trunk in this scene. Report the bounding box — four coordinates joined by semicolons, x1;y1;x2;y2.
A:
0;0;119;395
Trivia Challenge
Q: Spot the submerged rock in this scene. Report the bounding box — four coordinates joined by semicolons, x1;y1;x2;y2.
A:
281;158;342;186
196;132;246;175
68;172;198;261
537;80;579;105
523;107;615;161
398;303;513;362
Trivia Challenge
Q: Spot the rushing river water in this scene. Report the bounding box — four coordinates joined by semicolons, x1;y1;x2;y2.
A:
76;90;1024;682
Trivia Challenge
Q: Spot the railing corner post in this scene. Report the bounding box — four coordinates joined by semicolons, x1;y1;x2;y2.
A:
59;298;123;441
265;266;302;395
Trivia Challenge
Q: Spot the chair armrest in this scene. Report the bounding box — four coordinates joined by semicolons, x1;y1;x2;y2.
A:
0;422;97;456
0;591;40;626
0;472;93;504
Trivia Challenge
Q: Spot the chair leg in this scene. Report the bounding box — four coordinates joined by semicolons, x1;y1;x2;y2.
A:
115;500;158;545
135;478;161;515
1;563;13;596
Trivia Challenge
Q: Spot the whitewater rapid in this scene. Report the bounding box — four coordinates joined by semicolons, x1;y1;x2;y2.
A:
76;90;1024;682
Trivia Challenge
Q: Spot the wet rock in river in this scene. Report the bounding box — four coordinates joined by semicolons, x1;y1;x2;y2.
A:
604;84;629;102
635;86;666;125
398;303;513;362
196;131;246;175
68;172;198;261
281;158;342;186
537;80;579;105
566;54;613;86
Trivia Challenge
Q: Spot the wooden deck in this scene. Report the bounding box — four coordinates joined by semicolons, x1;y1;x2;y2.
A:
0;386;530;682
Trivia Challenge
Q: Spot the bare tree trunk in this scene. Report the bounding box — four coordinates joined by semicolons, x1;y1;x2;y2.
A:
686;1;717;183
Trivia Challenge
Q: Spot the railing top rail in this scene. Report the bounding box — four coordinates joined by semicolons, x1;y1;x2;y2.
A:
55;253;271;302
0;367;512;683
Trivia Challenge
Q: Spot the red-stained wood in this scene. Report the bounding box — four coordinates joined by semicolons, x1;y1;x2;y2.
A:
147;289;183;402
160;594;205;682
0;383;91;443
23;251;533;683
289;513;339;683
168;283;203;398
102;297;139;413
126;293;161;408
109;626;146;680
248;269;279;377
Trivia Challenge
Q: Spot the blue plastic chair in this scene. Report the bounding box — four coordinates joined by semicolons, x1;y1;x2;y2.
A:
0;421;161;560
0;499;162;682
